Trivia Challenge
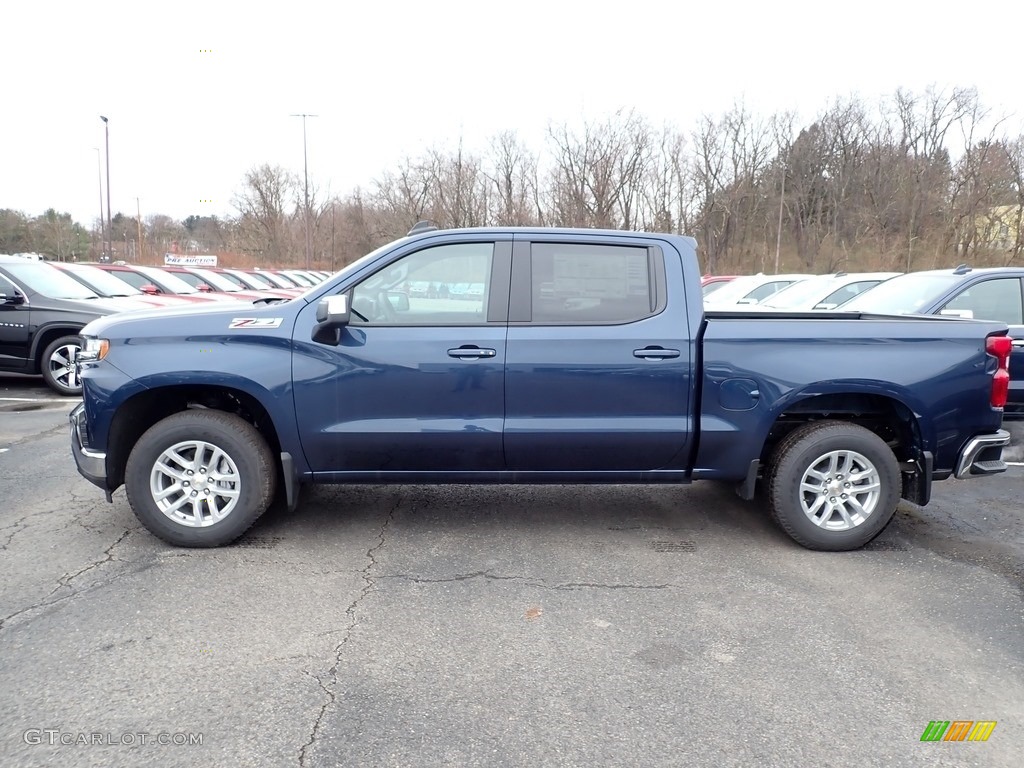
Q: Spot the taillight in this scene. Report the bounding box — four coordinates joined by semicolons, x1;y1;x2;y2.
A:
986;335;1012;408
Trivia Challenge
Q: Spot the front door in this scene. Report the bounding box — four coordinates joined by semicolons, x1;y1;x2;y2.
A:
0;274;30;368
293;239;511;474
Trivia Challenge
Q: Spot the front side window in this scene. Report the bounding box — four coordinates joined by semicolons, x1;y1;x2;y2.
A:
942;279;1023;324
745;280;793;303
818;281;882;308
0;273;19;299
530;243;654;323
350;242;494;326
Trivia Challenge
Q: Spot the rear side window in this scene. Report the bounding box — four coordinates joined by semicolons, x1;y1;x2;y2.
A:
942;278;1023;324
530;243;658;324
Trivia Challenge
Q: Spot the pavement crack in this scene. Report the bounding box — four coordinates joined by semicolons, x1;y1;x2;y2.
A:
297;494;398;767
0;528;132;633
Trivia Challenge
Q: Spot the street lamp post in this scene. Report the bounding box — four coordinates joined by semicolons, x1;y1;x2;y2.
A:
100;116;112;261
94;148;104;259
290;113;318;269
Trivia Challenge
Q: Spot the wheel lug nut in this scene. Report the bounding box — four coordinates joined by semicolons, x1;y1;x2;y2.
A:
204;489;210;494
200;468;206;474
844;482;850;488
183;481;190;487
830;497;836;503
190;490;197;497
187;470;194;476
841;493;848;499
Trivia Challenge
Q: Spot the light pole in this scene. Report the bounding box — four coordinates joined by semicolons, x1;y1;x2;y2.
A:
100;116;112;261
94;148;104;260
290;113;318;269
136;197;143;262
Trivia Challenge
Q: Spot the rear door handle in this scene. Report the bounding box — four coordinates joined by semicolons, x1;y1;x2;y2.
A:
448;346;496;359
1012;340;1024;347
633;347;681;359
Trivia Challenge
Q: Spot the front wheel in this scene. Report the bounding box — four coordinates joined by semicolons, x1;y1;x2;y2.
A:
125;410;276;547
41;335;84;395
766;421;901;551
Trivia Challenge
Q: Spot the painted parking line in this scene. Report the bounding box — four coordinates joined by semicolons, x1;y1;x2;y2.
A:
0;448;9;454
0;397;78;403
1006;462;1024;467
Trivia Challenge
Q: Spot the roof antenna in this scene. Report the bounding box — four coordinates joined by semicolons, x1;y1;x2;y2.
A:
407;220;438;236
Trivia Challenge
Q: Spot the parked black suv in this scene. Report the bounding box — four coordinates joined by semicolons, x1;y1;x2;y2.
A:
0;256;119;395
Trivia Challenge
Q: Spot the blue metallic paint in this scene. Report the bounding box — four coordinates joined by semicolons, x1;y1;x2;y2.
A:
75;227;1008;497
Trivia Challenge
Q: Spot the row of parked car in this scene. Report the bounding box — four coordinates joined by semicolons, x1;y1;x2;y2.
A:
0;255;333;395
703;266;1024;419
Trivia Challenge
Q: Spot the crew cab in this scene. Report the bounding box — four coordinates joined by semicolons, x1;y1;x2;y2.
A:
70;227;1012;551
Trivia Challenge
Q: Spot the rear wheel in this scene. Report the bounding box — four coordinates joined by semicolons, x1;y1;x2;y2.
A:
40;335;84;395
125;410;276;547
766;420;900;551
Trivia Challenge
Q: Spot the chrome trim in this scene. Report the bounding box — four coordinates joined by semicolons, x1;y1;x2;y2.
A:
954;429;1010;479
69;403;107;482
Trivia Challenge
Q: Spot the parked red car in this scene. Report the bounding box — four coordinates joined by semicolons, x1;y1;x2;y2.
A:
159;266;283;302
53;263;195;308
92;264;236;302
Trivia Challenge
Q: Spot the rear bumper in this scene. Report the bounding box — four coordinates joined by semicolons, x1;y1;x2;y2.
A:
70;402;107;490
954;429;1011;479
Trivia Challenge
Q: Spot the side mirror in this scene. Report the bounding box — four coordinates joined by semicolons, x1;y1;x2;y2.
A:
0;291;25;306
140;283;160;295
940;308;974;319
386;290;410;312
197;283;213;292
813;302;838;310
312;294;350;345
736;297;758;305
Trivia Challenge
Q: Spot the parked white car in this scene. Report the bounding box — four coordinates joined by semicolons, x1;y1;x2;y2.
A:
757;272;902;311
703;273;814;307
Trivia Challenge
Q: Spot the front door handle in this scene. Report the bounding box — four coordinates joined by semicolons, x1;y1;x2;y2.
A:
448;346;496;359
1012;339;1024;347
633;346;680;360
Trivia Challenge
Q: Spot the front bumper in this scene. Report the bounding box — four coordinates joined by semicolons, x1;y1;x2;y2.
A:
70;402;107;490
954;429;1011;479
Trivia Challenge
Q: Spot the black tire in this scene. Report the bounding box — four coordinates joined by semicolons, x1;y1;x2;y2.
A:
40;335;84;396
765;420;900;551
125;410;277;547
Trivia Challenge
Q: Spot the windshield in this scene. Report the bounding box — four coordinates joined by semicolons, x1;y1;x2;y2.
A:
762;277;836;308
135;265;199;294
229;270;273;289
62;264;143;297
841;274;962;314
191;268;242;291
3;262;99;299
255;270;295;288
283;271;314;286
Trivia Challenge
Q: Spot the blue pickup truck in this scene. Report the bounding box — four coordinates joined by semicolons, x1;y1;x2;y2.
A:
70;226;1012;551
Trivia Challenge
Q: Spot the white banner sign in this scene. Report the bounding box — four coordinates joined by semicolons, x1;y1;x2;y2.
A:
164;254;218;266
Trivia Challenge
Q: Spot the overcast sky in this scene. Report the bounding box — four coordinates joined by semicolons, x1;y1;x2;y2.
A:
3;0;1022;227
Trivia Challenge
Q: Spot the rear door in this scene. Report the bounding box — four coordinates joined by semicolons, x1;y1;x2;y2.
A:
938;276;1024;417
503;235;693;472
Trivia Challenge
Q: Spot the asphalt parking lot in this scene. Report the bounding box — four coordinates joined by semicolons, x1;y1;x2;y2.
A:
1;373;1022;768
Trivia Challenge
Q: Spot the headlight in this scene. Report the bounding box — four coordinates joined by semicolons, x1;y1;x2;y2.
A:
78;337;110;362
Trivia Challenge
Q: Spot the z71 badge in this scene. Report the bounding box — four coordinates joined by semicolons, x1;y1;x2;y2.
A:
229;318;284;329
